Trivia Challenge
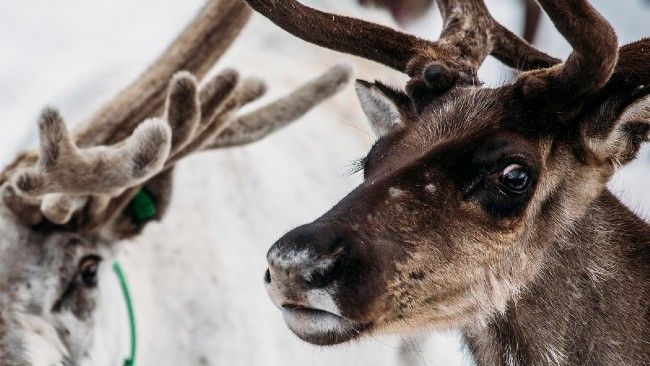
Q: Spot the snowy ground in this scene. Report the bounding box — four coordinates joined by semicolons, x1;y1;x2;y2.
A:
0;1;648;365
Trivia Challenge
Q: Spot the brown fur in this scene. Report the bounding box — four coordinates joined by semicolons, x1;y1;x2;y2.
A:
465;192;649;365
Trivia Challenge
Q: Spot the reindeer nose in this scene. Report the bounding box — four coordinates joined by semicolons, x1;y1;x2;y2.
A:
264;222;359;310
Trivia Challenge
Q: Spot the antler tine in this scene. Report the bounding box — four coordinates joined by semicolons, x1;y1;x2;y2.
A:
0;186;42;225
166;77;267;167
245;0;557;84
208;64;352;149
519;0;618;101
164;72;202;152
199;69;240;122
9;108;172;199
490;23;560;71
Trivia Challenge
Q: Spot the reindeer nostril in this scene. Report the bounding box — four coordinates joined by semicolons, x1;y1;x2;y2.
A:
264;268;271;284
304;254;344;289
305;269;331;288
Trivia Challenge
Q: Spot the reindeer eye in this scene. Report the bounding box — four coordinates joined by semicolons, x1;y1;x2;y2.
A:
498;164;530;193
79;255;102;288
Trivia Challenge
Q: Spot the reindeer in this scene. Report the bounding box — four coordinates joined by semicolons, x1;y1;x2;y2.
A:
0;0;351;364
247;0;650;364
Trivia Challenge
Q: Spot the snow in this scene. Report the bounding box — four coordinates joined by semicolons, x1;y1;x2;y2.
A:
0;1;648;365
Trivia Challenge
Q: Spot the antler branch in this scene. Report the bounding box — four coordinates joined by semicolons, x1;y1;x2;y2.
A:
245;0;557;83
11;109;171;198
519;0;619;100
209;64;351;148
1;64;350;233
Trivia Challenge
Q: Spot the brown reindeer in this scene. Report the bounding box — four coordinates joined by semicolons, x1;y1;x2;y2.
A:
0;0;351;364
247;0;650;364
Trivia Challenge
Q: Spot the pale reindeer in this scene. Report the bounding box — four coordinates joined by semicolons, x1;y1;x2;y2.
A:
246;0;650;365
0;0;351;364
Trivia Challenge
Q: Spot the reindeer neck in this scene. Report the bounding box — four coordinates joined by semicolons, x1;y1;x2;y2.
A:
464;190;650;366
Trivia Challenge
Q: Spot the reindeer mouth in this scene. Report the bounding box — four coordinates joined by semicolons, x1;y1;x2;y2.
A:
280;304;366;345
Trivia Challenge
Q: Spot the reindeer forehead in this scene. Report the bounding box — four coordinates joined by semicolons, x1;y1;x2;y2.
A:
413;87;509;142
0;213;40;276
368;87;513;174
0;227;94;277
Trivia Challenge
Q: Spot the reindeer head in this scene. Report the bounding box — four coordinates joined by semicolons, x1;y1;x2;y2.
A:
248;0;650;345
0;1;350;363
0;214;113;364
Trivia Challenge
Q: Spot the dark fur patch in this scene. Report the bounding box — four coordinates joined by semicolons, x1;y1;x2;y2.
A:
131;150;156;178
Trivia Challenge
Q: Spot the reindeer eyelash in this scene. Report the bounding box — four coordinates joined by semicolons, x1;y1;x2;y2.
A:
342;156;367;177
462;172;486;199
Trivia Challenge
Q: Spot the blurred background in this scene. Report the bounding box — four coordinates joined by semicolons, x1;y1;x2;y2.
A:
0;1;648;365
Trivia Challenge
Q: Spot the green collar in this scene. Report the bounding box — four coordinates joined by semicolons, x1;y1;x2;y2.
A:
113;261;137;366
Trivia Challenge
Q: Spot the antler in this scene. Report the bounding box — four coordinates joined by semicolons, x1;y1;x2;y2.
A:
0;0;251;187
1;65;350;233
11;110;171;198
0;0;351;234
103;64;350;239
245;0;558;92
247;0;622;116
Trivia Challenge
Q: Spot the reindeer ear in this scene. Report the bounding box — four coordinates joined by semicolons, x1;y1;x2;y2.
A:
583;95;650;165
355;80;408;137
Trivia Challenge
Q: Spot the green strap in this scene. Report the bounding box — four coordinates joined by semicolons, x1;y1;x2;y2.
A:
113;261;137;366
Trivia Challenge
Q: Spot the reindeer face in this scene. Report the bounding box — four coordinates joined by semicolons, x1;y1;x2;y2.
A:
264;85;547;344
264;77;649;345
0;208;113;365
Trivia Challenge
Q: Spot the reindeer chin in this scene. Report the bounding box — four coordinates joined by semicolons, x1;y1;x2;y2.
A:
281;306;365;346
